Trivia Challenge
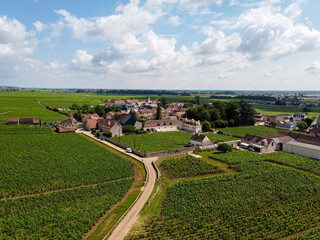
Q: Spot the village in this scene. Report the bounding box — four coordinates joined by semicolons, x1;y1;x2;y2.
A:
7;95;320;160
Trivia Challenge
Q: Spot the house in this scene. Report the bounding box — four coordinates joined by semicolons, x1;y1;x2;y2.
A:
190;134;214;149
283;141;320;160
293;113;308;122
105;111;115;119
180;118;202;133
267;114;291;123
143;117;182;132
239;133;292;153
277;131;320;146
7;118;19;125
97;119;123;137
82;114;102;131
275;122;296;131
309;127;320;137
56;117;77;133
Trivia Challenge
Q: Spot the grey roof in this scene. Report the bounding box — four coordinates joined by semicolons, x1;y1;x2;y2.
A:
190;134;206;142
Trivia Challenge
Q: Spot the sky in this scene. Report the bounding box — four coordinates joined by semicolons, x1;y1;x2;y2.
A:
0;0;320;90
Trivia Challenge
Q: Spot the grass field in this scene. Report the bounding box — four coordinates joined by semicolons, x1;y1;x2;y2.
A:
128;150;320;240
252;104;320;119
218;125;279;137
0;124;136;239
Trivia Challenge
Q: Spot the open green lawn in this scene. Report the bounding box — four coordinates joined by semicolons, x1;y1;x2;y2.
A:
252;104;320;118
0;124;135;239
128;150;320;240
218;125;279;137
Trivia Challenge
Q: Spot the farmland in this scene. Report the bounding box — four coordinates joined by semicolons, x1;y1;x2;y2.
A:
0;96;65;123
128;150;320;239
0;124;137;239
111;131;193;153
252;104;320;119
218;125;279;137
205;132;239;142
160;155;221;179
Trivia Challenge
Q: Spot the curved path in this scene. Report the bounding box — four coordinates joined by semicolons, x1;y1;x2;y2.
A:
76;130;157;240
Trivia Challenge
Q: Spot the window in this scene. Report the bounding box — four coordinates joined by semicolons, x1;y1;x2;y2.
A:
157;123;160;126
170;123;172;125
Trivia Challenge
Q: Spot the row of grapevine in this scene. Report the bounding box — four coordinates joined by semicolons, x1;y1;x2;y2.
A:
160;155;221;179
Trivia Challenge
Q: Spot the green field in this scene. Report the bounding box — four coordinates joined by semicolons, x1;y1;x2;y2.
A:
218;125;279;137
0;124;135;239
112;131;193;153
205;132;239;142
160;155;221;179
0;96;65;123
252;104;320;118
128;150;320;239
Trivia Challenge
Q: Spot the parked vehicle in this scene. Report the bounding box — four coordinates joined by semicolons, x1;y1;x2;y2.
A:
248;147;255;152
126;148;133;153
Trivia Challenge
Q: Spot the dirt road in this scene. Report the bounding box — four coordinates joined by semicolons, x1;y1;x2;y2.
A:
76;130;157;240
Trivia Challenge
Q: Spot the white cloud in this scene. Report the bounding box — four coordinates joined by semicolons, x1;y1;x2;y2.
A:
179;0;224;9
234;5;320;60
284;3;302;20
168;16;180;26
0;16;27;43
33;21;47;33
306;62;320;74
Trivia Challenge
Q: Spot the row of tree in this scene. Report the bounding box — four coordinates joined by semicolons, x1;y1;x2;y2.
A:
186;100;255;129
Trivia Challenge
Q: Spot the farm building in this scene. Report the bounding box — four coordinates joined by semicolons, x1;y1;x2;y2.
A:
82;114;102;131
190;134;214;149
143;117;182;132
7;118;39;125
180;118;202;133
283;141;320;160
275;122;296;131
56;117;77;133
240;133;293;153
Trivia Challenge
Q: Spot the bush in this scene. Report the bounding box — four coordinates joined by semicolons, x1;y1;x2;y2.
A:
135;129;147;134
122;125;136;134
91;128;96;134
202;121;211;132
103;131;112;138
214;120;228;128
217;143;233;153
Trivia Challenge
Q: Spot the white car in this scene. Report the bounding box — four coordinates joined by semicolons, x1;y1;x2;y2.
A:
126;148;133;153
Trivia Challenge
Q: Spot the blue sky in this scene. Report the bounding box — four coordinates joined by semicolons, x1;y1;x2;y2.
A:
0;0;320;90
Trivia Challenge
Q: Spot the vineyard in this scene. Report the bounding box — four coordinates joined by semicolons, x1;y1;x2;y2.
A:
0;178;133;239
111;131;193;153
129;150;320;239
160;155;221;179
0;124;136;238
205;133;239;142
0;96;65;123
218;125;279;137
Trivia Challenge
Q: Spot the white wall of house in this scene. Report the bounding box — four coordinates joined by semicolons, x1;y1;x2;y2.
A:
143;125;180;132
283;141;320;160
181;123;202;133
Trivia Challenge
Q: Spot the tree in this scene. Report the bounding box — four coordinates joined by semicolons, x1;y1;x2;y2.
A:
160;97;170;106
226;101;239;122
122;125;136;134
302;107;312;112
202;121;211;132
239;100;255;126
297;121;308;131
82;104;90;113
217;143;233;153
302;118;313;127
228;119;235;127
213;101;226;119
213;120;228;128
200;110;211;122
73;110;82;122
72;103;80;110
94;105;105;117
184;102;193;108
156;104;162;120
209;109;221;122
195;96;201;105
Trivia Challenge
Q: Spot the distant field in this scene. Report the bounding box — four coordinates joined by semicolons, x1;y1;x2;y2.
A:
252;104;320;118
0;124;134;239
218;126;279;137
0;97;65;122
111;131;193;153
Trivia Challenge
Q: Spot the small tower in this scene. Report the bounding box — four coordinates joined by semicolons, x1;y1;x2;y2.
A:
146;95;151;103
